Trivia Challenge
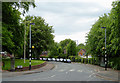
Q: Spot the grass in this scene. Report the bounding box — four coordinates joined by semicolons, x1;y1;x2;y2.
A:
2;59;45;70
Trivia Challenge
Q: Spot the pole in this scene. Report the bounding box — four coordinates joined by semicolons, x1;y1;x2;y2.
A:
105;28;107;70
29;24;31;70
24;20;26;63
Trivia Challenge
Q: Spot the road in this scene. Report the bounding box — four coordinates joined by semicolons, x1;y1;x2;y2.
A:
3;62;107;81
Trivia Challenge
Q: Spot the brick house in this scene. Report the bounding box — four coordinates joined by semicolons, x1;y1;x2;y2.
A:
78;49;86;57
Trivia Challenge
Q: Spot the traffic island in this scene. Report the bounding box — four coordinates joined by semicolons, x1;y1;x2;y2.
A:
2;62;55;78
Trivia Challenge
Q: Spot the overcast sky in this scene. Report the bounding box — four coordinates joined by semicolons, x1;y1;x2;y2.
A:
24;0;115;45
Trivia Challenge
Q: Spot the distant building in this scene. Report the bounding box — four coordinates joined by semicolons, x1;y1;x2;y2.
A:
40;51;48;57
78;49;86;58
78;49;92;58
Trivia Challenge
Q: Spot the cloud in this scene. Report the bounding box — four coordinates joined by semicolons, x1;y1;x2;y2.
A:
25;0;115;43
54;30;89;44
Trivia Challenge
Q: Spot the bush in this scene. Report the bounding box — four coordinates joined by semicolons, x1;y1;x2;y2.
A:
108;57;120;70
88;58;93;64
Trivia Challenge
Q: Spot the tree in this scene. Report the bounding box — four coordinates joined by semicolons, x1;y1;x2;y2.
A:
23;16;54;59
2;2;36;57
48;42;59;58
86;1;120;58
76;43;85;53
66;40;76;58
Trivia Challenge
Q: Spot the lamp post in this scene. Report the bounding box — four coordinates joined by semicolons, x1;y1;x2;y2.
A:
29;23;35;70
101;27;107;71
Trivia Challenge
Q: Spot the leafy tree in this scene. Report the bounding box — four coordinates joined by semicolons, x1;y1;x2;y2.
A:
48;42;59;58
23;16;54;59
86;1;120;59
2;2;36;57
76;43;85;53
66;40;76;58
60;39;72;49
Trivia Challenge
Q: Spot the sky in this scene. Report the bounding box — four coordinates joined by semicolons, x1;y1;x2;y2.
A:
24;0;115;45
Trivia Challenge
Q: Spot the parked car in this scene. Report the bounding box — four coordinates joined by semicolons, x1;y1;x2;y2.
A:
56;58;60;62
52;58;56;61
66;59;71;63
40;58;42;60
63;59;67;62
43;58;47;61
32;58;34;60
60;58;63;62
48;58;51;61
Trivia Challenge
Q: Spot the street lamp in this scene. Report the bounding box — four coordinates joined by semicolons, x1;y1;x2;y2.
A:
29;23;35;70
101;27;107;71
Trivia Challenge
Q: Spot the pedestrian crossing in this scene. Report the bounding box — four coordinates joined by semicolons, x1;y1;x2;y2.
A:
57;69;93;73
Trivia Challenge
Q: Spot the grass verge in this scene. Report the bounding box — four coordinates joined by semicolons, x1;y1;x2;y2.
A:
2;59;45;70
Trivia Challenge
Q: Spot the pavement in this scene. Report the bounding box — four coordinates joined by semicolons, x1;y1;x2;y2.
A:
2;62;120;82
83;63;120;81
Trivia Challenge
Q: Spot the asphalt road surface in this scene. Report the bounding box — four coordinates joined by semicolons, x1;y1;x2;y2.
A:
3;62;107;81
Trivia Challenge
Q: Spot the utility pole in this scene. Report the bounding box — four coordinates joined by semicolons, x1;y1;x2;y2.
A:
101;27;107;71
24;20;26;63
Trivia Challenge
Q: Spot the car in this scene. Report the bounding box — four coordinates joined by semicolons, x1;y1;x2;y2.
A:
56;58;60;62
43;58;47;61
32;58;34;60
60;58;63;62
52;58;56;61
63;59;67;62
66;59;71;63
48;58;51;61
40;58;42;60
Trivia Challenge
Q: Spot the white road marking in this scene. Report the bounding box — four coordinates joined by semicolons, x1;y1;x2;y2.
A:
59;69;65;72
88;73;96;78
33;75;56;80
77;70;83;72
66;72;68;74
69;69;75;71
51;75;55;77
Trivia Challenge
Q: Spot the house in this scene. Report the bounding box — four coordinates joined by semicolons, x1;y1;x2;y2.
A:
78;49;86;58
40;51;48;57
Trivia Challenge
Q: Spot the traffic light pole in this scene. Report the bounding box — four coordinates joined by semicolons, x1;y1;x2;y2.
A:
105;28;107;71
29;24;31;70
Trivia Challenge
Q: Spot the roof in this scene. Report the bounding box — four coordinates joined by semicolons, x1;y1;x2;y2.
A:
79;49;86;52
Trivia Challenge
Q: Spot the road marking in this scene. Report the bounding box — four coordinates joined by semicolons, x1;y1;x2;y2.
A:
66;72;68;74
51;75;55;77
77;70;82;72
59;69;65;72
69;69;75;71
88;73;96;78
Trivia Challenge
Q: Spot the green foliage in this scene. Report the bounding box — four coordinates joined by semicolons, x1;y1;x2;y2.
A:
2;59;45;70
76;43;85;54
49;39;77;58
2;2;36;57
108;57;120;70
86;1;120;58
22;16;54;59
66;40;76;58
48;42;59;58
85;1;120;70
